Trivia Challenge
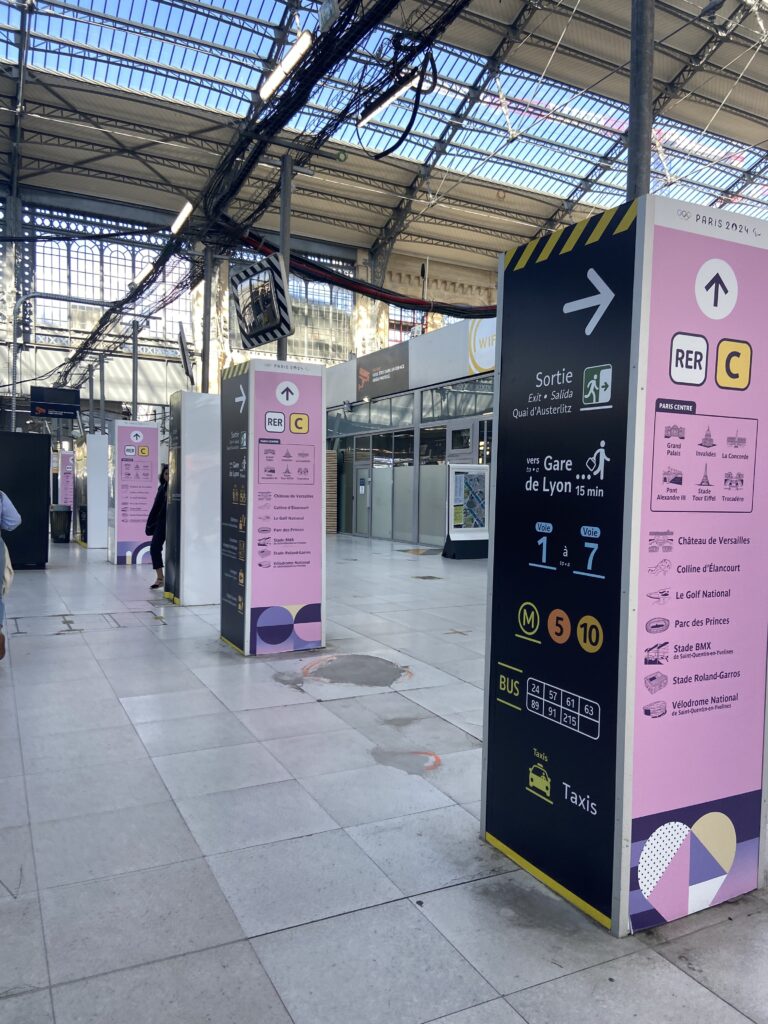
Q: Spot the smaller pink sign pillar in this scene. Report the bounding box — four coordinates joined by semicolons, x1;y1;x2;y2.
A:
108;422;159;565
58;451;74;510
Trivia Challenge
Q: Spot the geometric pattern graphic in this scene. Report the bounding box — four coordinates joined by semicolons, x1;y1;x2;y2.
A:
638;814;736;921
638;821;689;896
116;540;152;566
630;791;760;932
250;603;322;656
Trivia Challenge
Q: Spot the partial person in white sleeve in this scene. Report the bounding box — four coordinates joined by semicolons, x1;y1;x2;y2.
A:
0;489;22;661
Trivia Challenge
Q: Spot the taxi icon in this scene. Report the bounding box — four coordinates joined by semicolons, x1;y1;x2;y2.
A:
528;763;551;799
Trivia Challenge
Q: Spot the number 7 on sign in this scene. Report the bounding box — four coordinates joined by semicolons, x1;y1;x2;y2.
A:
585;541;598;571
573;525;605;580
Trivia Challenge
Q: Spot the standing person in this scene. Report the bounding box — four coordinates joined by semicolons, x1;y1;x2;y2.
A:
146;464;168;590
0;489;22;661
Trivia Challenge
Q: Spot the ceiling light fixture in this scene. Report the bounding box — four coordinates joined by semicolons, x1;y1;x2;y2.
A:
170;201;194;234
259;31;314;101
358;73;420;128
131;263;154;288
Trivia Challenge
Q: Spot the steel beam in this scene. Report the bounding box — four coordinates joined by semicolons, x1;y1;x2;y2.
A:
9;1;33;200
278;153;292;362
99;353;105;433
627;0;655;200
88;365;94;433
132;320;139;418
201;247;213;394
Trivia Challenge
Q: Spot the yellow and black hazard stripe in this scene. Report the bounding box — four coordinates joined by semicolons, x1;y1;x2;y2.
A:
221;362;250;380
505;200;637;271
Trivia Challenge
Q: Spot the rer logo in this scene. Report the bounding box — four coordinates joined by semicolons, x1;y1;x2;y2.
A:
716;339;751;391
289;412;309;434
265;412;285;433
670;333;708;386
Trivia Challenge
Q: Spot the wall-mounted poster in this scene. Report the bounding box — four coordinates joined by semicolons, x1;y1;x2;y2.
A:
356;344;409;400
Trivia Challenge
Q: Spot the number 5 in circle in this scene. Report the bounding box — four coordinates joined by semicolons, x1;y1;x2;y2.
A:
547;608;571;645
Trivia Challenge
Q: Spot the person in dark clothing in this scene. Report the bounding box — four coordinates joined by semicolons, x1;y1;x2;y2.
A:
146;464;168;590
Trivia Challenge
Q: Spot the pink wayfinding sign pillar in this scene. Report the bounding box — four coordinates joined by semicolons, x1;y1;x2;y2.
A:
58;451;74;509
482;195;768;938
108;422;159;565
219;360;325;656
626;199;768;931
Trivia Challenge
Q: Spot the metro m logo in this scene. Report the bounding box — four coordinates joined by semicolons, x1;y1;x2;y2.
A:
516;601;541;643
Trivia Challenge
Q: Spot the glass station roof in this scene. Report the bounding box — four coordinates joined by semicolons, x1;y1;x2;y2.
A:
2;0;768;220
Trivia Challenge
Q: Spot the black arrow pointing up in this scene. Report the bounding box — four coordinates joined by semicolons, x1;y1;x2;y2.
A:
281;386;294;399
705;273;728;307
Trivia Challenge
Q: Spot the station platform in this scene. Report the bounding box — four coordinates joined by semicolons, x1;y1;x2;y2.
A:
1;537;764;1024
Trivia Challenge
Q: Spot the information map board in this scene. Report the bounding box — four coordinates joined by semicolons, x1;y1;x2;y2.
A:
220;360;325;656
483;196;768;936
448;464;490;541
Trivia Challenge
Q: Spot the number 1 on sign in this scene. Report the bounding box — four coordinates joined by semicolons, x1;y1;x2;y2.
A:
531;523;556;572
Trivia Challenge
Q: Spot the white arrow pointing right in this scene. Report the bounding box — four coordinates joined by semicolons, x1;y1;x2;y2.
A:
563;268;615;336
235;384;246;413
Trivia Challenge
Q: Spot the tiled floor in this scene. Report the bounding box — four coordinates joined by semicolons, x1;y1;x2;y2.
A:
1;536;765;1023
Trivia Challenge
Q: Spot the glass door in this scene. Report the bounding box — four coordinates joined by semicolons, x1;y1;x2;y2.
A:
478;417;493;465
353;435;371;537
418;425;447;546
371;433;393;539
393;431;415;542
337;437;354;533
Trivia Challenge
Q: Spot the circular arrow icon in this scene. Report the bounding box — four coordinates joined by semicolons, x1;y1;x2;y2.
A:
695;258;737;320
276;381;299;406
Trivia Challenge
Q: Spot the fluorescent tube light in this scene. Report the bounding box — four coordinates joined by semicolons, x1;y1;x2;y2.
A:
170;201;193;234
132;263;154;288
259;31;314;101
358;74;420;128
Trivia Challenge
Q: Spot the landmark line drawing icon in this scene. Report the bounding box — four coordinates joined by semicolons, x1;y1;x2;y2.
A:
699;426;716;448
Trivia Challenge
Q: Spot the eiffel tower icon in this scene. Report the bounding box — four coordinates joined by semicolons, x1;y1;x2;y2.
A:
699;466;712;487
